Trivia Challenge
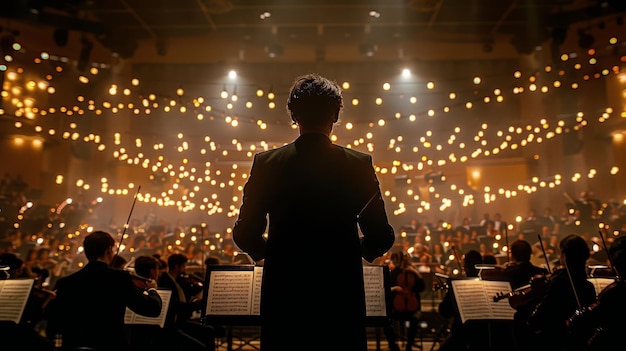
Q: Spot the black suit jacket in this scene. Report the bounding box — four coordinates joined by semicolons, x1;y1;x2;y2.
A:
233;133;395;351
47;261;162;350
157;272;198;328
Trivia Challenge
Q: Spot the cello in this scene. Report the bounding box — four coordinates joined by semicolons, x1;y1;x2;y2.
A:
392;252;423;313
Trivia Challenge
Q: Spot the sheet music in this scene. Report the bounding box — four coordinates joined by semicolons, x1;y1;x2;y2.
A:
206;270;257;315
588;277;614;297
124;289;172;328
0;279;34;323
363;266;387;316
204;266;389;318
451;279;515;323
251;266;263;315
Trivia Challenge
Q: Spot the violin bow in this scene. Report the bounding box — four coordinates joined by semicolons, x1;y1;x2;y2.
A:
562;251;583;311
537;234;551;273
113;185;141;263
598;229;621;281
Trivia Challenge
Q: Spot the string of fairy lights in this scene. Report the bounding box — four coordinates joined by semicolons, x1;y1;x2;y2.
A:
1;33;625;239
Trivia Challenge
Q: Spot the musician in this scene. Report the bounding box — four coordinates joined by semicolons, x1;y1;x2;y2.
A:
133;255;160;283
0;253;55;351
46;230;162;351
499;239;549;351
524;234;597;351
384;251;425;351
232;73;395;351
437;249;487;351
505;239;550;290
127;255;161;351
156;253;207;351
567;235;626;350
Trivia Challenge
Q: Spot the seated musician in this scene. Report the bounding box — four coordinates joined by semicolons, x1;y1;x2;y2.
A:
0;253;55;351
498;239;549;351
126;255;162;351
384;251;425;351
525;234;597;351
157;253;212;351
567;235;626;350
504;239;550;290
437;249;489;351
45;230;162;351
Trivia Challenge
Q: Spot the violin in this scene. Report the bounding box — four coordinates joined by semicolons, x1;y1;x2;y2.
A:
131;274;156;290
493;274;550;310
177;273;204;302
492;233;555;310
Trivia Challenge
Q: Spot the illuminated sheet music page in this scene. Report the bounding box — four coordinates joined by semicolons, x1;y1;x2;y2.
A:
206;269;258;315
588;278;614;296
250;266;263;315
363;266;387;317
0;279;34;324
202;265;390;325
451;279;515;323
124;289;172;328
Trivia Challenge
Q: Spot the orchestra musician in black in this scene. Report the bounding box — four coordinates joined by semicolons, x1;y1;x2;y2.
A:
384;251;426;351
233;73;395;351
437;249;488;351
567;235;626;350
0;252;55;351
523;234;597;351
126;255;162;351
496;239;549;351
46;230;162;351
157;253;211;351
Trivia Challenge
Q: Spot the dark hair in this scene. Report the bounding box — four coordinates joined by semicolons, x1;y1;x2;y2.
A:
510;239;532;262
83;231;115;261
560;234;590;268
463;249;483;277
286;73;343;127
167;253;188;270
110;255;127;269
134;255;158;278
0;252;24;275
482;252;497;264
152;254;167;270
205;255;221;266
390;251;404;266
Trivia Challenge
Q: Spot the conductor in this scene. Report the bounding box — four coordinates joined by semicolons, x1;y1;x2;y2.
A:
233;73;395;351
